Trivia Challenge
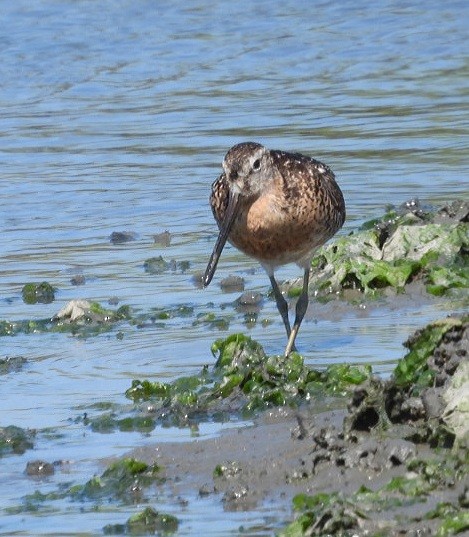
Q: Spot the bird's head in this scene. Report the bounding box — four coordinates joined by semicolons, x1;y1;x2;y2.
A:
222;142;273;199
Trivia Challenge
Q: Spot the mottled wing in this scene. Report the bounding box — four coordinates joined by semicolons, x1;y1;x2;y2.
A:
270;150;346;232
209;172;230;230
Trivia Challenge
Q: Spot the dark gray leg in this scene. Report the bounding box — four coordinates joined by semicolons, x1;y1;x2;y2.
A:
284;268;310;356
269;274;292;338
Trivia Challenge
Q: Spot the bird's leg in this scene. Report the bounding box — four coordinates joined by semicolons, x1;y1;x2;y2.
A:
268;274;293;342
284;268;310;357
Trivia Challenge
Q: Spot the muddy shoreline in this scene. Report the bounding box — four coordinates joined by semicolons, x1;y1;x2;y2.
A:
129;316;468;535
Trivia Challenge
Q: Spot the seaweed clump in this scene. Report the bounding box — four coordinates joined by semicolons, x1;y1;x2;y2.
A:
12;458;163;515
22;282;56;304
0;425;35;456
124;334;371;427
0;300;131;338
103;507;179;535
306;199;468;297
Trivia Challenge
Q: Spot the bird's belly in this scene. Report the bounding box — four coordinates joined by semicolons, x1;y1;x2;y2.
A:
228;196;331;267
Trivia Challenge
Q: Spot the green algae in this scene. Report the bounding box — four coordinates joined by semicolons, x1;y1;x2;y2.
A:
124;334;372;426
12;458;164;515
103;506;179;535
143;256;191;275
279;491;365;536
0;425;35;456
308;202;468;298
192;311;231;330
22;282;56;304
71;458;163;502
393;316;465;391
436;513;469;536
0;300;131;338
87;413;156;434
144;256;170;274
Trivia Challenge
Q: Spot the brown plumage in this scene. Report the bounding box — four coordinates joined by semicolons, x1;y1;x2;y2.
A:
203;142;345;356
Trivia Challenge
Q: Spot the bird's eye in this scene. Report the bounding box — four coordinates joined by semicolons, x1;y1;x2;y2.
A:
252;159;261;171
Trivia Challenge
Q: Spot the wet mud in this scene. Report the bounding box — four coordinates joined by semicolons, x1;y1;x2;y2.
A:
130;315;468;535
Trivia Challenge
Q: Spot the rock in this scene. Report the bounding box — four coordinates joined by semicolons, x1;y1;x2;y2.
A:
110;231;137;244
386;439;417;467
54;300;93;322
70;274;86;286
0;355;26;375
25;460;55;477
421;388;444;420
220;275;245;293
153;230;171;247
143;256;169;274
442;360;469;447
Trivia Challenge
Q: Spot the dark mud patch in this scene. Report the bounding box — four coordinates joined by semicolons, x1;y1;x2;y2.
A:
127;315;468;535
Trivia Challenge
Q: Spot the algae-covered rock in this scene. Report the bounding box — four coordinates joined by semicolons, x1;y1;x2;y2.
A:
392;317;464;392
279;491;365;536
73;458;162;502
282;311;468;537
0;425;35;456
381;223;465;262
22;282;56;304
103;506;179;535
143;256;191;275
0;355;26;374
307;200;468;297
344;315;468;448
281;452;469;537
0;300;132;338
54;299;131;325
88;413;156;434
14;458;164;515
143;255;169;274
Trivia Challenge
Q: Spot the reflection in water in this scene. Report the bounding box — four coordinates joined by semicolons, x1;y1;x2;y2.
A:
0;0;468;534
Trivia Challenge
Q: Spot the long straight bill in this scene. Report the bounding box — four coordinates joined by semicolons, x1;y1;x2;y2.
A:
203;191;240;288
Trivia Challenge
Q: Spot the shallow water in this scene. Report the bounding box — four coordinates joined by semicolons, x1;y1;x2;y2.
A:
1;0;468;534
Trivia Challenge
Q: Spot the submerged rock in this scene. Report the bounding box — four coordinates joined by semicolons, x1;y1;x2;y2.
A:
109;231;137;244
54;299;130;325
0;425;35;456
22;282;56;304
25;460;55;477
220;275;245;293
103;506;178;535
153;230;171;247
143;255;169;274
0;355;26;374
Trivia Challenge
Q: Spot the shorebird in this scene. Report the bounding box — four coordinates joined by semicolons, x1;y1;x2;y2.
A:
203;142;345;356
